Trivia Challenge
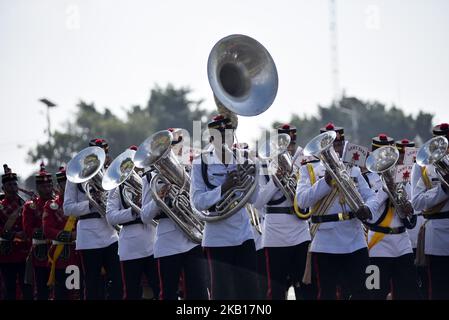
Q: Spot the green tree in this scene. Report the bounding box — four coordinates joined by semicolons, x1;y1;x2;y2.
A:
270;96;434;150
25;84;211;189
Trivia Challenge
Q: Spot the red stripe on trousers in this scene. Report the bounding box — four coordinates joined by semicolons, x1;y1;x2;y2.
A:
264;248;272;300
120;261;127;300
205;248;214;300
313;254;321;300
427;258;432;300
157;258;164;300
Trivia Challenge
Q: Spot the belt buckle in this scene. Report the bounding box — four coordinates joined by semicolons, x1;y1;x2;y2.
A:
338;212;350;221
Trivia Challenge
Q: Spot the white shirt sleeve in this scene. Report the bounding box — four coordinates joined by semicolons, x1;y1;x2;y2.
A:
63;180;91;217
105;187;134;226
411;175;449;211
295;164;332;209
190;161;222;211
252;173;278;210
140;175;162;224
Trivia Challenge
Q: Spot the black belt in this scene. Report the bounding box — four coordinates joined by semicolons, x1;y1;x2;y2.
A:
266;206;295;214
311;212;355;223
368;225;406;234
79;212;102;220
423;211;449;220
154;211;168;220
121;218;143;227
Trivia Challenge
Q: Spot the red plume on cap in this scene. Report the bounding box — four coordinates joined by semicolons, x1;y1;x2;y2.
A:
95;138;103;144
325;122;335;130
440;123;449;130
378;134;388;141
213;115;224;121
39;161;46;173
129;145;138;151
401;139;410;144
167;128;174;132
282;124;290;129
58;166;66;173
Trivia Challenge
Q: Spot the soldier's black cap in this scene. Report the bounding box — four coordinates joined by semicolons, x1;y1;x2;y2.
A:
2;164;18;184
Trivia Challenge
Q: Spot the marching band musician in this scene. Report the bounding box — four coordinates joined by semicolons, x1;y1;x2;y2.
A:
105;145;159;300
190;114;260;300
253;124;312;300
411;123;449;300
22;163;54;300
406;139;429;298
296;123;381;300
43;166;81;300
0;165;32;300
364;134;420;300
63;138;123;300
140;131;209;300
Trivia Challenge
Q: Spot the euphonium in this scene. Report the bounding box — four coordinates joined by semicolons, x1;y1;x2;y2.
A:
417;135;449;190
134;130;204;243
67;146;108;217
102;148;158;227
259;133;307;218
304;131;365;213
366;145;416;228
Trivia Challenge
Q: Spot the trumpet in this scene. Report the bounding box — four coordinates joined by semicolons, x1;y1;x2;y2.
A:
416;135;449;190
134;130;204;243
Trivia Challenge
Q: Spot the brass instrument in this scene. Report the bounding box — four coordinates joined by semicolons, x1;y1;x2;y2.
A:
246;204;262;235
259;133;306;218
102;149;157;227
304;131;365;214
134;130;204;243
195;34;278;221
417;135;449;190
66;146;108;218
18;188;38;203
366;145;416;228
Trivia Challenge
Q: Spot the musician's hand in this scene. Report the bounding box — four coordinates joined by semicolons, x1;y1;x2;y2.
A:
355;205;372;221
275;166;283;179
221;171;239;196
157;184;171;199
324;171;333;186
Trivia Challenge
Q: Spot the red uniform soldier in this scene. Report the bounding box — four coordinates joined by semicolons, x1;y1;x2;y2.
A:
0;165;32;300
43;166;80;300
22;162;54;300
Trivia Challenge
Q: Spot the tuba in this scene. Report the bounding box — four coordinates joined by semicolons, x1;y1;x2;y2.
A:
366;146;416;228
195;34;278;221
416;135;449;190
134;130;204;243
67;146;108;218
304;131;365;214
102;149;158;227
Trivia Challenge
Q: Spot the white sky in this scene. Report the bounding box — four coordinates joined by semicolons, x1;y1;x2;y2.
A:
1;0;449;178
